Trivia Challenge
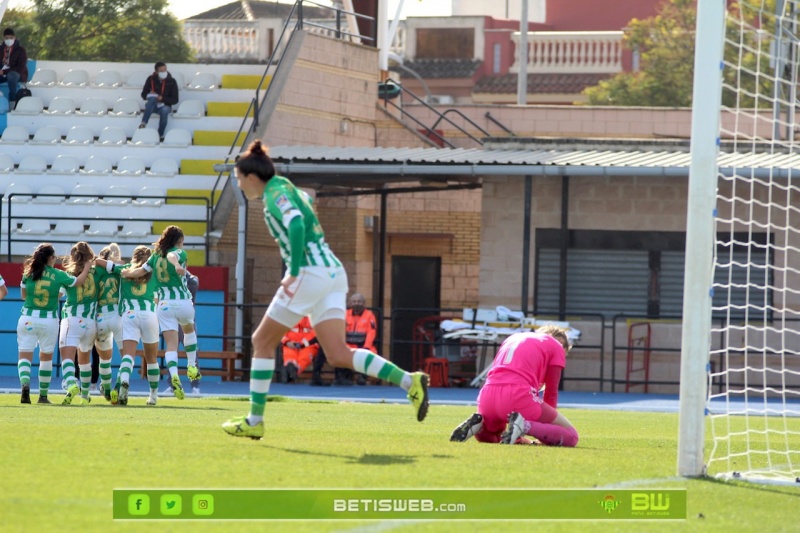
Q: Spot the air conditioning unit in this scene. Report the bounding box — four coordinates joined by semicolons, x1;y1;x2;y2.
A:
427;94;455;105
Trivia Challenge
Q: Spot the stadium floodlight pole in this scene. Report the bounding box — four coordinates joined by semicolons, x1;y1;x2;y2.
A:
677;0;726;477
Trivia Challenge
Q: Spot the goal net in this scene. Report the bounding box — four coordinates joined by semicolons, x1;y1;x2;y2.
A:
704;0;800;485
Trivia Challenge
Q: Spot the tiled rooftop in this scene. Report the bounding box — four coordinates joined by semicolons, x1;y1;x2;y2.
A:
399;59;483;79
473;73;612;94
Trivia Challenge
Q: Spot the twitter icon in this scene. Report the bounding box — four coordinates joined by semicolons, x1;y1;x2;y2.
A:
160;494;182;516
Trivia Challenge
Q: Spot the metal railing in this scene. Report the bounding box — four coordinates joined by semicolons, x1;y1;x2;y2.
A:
379;78;487;148
388;307;606;390
484;111;516;137
4;192;211;263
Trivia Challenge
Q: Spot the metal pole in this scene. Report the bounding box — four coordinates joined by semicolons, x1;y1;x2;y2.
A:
378;191;388;314
231;174;248;355
559;175;569;322
378;0;390;75
521;175;532;314
772;0;787;140
517;0;529;105
678;0;726;477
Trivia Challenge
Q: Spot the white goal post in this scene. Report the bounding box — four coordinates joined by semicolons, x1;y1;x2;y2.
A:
680;0;800;485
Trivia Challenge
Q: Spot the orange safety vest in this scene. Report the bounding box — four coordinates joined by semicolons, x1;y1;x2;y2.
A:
281;316;318;373
282;316;316;346
345;309;377;353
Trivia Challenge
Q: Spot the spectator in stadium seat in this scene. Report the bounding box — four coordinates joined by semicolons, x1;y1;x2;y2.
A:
0;28;28;104
139;62;179;140
449;325;579;447
344;292;379;385
280;316;319;383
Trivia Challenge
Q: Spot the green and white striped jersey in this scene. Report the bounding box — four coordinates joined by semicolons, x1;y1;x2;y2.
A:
95;263;121;313
62;267;98;319
21;266;76;318
263;176;341;272
113;263;158;312
144;248;192;301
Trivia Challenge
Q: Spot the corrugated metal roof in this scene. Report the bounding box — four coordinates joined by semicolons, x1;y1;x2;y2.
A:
267;145;800;176
205;145;800;194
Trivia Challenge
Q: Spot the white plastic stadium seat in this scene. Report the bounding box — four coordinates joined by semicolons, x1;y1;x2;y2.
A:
119;220;151;238
124;71;149;88
186;72;217;91
81;155;113;175
77;97;109;116
16;155;48;174
112;156;146;176
109;98;140;117
48;155;81;175
12;96;44;115
99;185;133;206
85;220;118;238
170;71;186;88
3;182;33;203
29;125;62;145
174;99;205;118
91;70;123;88
95;127;127;146
59;69;90;87
147;158;179;177
32;184;66;204
15;219;51;235
133;186;165;207
0;153;14;172
51;219;86;237
45;96;77;115
62;126;94;146
129;128;159;147
0;125;29;144
67;184;101;205
160;128;191;147
28;69;57;87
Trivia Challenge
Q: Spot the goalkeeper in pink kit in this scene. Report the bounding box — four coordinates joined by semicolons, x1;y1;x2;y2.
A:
450;325;579;446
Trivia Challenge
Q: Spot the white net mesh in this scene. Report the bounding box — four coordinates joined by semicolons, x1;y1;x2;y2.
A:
706;0;800;484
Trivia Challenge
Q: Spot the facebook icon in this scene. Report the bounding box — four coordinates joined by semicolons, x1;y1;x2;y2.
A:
128;494;150;515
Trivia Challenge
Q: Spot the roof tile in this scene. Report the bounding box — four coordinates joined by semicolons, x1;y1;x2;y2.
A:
473;73;613;94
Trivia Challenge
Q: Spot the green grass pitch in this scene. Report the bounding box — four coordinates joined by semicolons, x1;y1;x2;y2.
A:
1;394;798;532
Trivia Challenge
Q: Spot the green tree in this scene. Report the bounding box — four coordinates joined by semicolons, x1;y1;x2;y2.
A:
583;0;696;106
26;0;194;63
582;0;775;107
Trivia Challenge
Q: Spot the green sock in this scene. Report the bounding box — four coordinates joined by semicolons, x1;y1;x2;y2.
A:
248;358;275;421
352;348;407;387
18;359;31;387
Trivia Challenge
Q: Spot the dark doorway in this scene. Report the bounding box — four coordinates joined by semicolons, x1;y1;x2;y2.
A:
390;256;441;371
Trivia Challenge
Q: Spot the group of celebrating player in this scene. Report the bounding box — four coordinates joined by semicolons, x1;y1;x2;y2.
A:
13;225;200;407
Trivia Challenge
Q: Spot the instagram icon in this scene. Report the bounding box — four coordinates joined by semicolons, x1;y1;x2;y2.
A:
192;494;214;516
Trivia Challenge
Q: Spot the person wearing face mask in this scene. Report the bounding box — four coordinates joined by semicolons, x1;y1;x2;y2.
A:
0;28;28;105
343;292;379;386
139;61;179;141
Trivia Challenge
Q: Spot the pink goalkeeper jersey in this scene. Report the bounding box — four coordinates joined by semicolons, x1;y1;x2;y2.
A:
484;332;566;391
